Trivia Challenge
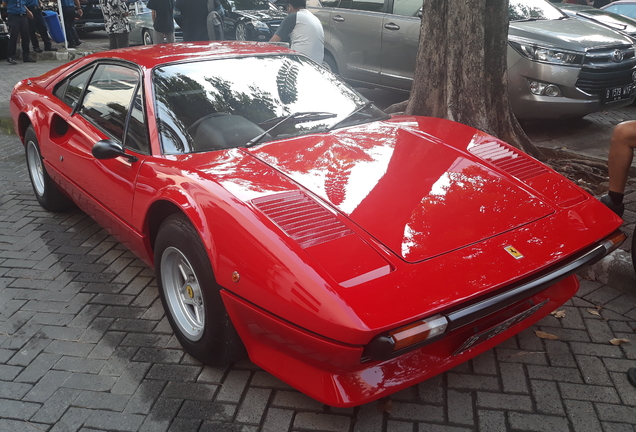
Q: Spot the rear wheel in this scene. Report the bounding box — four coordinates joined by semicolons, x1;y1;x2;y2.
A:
143;29;153;45
155;213;245;365
235;23;248;41
24;126;73;212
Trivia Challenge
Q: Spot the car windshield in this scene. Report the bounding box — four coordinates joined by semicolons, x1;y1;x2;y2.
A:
509;0;565;22
230;0;272;10
153;55;385;154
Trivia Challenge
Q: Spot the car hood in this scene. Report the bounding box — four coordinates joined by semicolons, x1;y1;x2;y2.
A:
234;8;286;22
509;17;633;50
246;121;554;263
558;4;636;36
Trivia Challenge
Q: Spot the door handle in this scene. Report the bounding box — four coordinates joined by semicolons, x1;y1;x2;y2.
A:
332;15;345;22
384;23;400;30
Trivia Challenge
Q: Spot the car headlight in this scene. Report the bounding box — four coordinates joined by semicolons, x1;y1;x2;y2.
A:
509;40;583;66
252;20;269;30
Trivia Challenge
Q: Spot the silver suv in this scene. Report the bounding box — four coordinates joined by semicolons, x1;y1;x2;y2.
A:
308;0;636;119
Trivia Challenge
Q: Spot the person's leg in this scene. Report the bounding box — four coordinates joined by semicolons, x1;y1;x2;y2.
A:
7;14;20;63
33;9;55;50
153;29;163;44
27;6;41;51
108;33;117;50
62;7;77;47
166;31;175;43
601;120;636;216
115;32;129;48
19;15;34;61
609;121;636;194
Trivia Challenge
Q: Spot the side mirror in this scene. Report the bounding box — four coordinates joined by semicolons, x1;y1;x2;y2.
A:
92;139;138;162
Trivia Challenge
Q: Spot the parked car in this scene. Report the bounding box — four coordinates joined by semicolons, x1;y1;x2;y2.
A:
557;3;636;40
9;42;625;407
220;0;286;41
308;0;636;119
128;0;182;45
603;1;636;20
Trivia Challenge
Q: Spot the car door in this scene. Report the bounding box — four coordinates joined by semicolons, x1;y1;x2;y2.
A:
380;0;421;90
47;62;150;227
327;0;385;84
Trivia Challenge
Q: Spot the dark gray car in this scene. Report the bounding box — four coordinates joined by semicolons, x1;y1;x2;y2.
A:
309;0;636;119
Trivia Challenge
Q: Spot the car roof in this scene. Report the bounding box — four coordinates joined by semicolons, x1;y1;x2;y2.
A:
84;41;294;70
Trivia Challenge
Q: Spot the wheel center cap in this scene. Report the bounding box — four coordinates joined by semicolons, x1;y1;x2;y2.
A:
186;285;194;298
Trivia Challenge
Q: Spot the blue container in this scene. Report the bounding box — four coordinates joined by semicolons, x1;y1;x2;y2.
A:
42;10;65;44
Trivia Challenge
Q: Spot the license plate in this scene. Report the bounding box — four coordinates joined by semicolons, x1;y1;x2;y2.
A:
604;84;633;103
453;299;548;356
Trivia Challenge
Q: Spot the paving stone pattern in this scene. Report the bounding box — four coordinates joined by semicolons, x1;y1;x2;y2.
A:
1;63;636;432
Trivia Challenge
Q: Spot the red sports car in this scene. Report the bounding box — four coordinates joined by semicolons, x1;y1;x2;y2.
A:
10;42;625;407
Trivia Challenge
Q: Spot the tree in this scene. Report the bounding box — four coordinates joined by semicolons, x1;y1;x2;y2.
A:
395;0;544;159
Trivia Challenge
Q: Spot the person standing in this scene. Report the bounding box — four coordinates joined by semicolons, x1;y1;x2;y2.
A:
269;0;324;64
99;0;131;49
60;0;82;48
206;0;224;41
1;0;36;64
180;0;208;41
147;0;175;44
25;0;57;52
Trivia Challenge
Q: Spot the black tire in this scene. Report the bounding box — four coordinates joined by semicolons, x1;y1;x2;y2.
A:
142;29;153;45
155;213;245;366
235;23;248;41
323;53;338;75
24;126;74;212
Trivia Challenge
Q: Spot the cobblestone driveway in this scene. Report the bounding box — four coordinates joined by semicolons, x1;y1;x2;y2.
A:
1;64;636;432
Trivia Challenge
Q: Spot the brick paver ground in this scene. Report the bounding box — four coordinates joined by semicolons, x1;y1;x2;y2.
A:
0;60;635;432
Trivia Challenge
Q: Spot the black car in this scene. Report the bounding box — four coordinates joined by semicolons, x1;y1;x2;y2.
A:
221;0;286;41
40;0;105;33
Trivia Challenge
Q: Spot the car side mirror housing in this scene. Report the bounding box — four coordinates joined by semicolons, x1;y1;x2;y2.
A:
92;139;138;162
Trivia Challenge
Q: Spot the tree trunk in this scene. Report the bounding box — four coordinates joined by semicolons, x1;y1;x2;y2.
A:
406;0;544;160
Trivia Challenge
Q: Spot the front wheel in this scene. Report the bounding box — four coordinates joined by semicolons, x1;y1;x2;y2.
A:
24;126;74;212
235;23;248;41
142;29;153;45
155;213;245;366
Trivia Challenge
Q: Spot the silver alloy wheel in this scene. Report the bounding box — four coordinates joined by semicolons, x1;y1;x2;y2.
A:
236;23;248;41
143;29;153;45
161;246;205;341
27;140;45;197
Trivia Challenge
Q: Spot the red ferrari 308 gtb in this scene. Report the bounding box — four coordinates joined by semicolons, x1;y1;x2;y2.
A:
10;42;625;407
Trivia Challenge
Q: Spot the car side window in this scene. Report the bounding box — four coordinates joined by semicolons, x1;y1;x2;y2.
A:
79;64;140;145
54;67;94;109
348;0;384;12
125;86;151;154
392;0;421;17
320;0;340;7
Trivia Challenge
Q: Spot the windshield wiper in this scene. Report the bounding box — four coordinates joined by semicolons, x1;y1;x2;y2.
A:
327;101;383;132
246;111;337;147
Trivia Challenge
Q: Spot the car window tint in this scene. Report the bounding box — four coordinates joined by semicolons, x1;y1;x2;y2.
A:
605;4;636;18
350;0;383;12
79;64;139;142
58;68;94;109
125;85;150;154
392;0;420;17
320;0;340;7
